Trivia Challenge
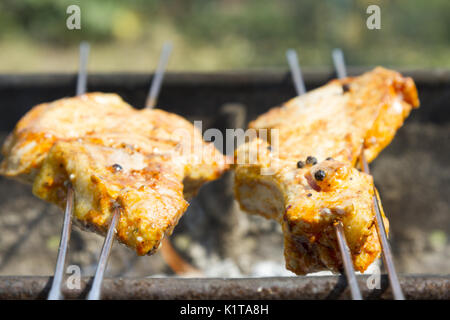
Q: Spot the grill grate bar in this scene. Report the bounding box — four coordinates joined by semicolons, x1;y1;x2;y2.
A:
4;275;447;300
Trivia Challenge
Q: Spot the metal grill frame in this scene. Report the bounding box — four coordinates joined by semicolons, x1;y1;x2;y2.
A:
0;69;449;299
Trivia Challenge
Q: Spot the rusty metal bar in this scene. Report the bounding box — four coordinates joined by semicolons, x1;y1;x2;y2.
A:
1;276;448;300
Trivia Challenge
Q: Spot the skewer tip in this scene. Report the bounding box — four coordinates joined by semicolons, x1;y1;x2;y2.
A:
76;41;90;96
285;49;306;96
146;41;174;109
331;48;347;79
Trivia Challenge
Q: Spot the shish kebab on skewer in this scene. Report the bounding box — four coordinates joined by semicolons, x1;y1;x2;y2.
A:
85;42;197;300
2;40;418;296
0;50;228;262
46;41;90;300
234;66;419;275
39;42;200;300
332;48;405;300
285;49;363;300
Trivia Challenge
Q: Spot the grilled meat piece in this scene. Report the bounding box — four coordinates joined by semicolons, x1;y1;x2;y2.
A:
251;67;419;165
1;93;227;255
235;139;386;273
234;67;419;274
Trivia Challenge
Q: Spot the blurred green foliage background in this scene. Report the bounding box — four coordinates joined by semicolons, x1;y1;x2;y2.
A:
0;0;449;72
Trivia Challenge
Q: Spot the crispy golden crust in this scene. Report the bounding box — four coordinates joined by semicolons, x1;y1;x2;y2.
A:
1;93;226;186
33;141;188;255
234;139;387;273
235;67;417;274
1;92;228;255
250;67;419;165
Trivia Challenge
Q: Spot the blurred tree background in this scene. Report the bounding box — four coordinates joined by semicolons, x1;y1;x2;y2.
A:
0;0;449;72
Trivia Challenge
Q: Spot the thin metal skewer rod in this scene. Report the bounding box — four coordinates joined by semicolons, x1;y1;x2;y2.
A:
335;221;363;300
360;153;405;300
86;42;172;298
47;185;74;300
76;42;90;96
144;43;201;275
332;48;347;79
146;42;173;109
286;49;306;96
286;49;363;300
48;42;90;300
86;207;121;300
332;47;404;299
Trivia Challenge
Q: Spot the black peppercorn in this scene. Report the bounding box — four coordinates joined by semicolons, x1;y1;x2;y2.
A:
306;156;317;165
267;145;272;152
326;157;333;161
112;163;123;172
314;169;326;181
296;160;305;169
307;193;312;197
342;83;350;93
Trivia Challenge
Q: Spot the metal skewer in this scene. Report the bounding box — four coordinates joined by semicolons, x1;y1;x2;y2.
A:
286;49;363;300
331;48;347;79
335;221;362;299
86;206;121;300
333;48;405;300
144;41;201;275
146;41;173;109
86;42;175;299
360;152;405;300
76;42;90;96
286;49;306;96
47;42;90;300
47;185;74;300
